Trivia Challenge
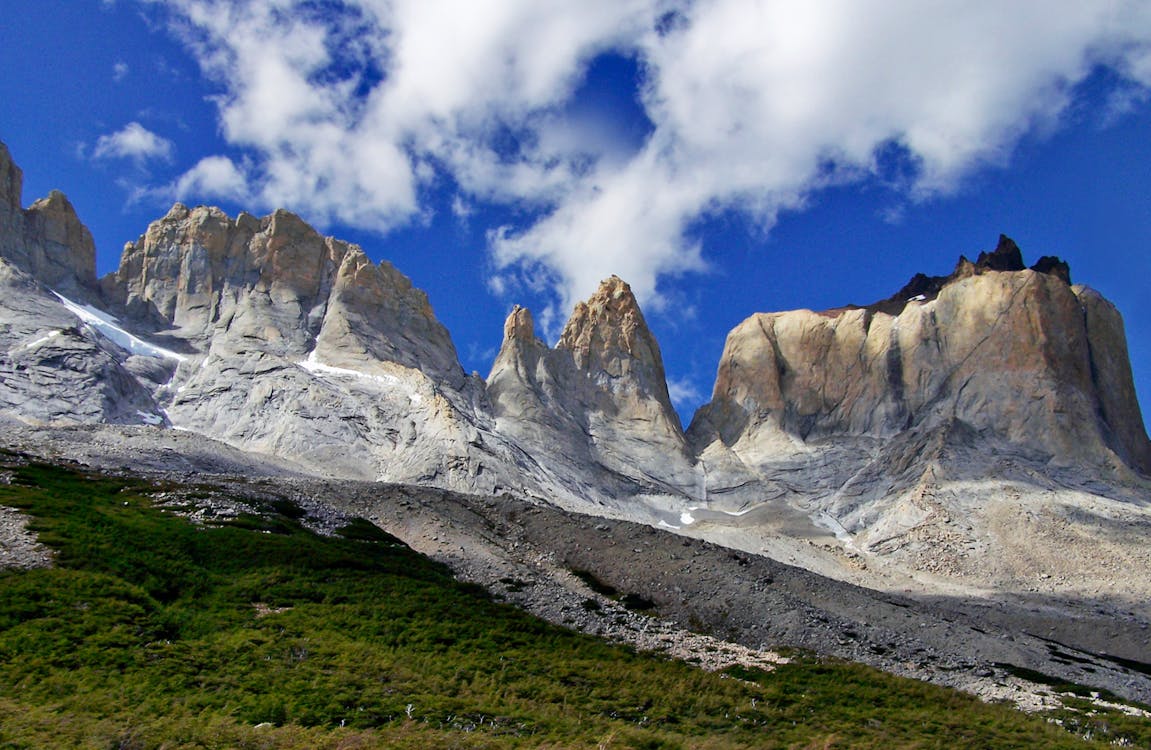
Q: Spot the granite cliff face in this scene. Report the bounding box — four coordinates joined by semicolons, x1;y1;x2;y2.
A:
487;277;699;505
2;139;1150;598
681;237;1151;592
687;236;1150;476
1;144;93;295
95;202;542;491
0;142;159;425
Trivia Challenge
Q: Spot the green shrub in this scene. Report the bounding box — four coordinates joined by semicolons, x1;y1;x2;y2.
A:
0;456;1138;749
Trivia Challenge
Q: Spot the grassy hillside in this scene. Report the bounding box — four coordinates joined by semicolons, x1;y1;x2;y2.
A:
0;454;1142;749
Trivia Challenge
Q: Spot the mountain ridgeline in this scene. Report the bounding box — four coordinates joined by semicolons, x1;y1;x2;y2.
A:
2;139;1150;593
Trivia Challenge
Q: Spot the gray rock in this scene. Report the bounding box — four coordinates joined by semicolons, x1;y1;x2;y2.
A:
2;139;1150;612
487;278;702;508
0;258;164;426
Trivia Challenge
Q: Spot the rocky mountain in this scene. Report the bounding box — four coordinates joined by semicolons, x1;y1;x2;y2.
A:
487;277;701;506
2;139;1150;604
0;142;692;514
0;143;161;426
689;235;1148;474
683;234;1151;596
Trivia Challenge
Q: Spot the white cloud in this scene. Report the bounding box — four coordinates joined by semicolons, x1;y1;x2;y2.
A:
173;155;250;202
666;376;703;413
92;122;174;163
113;61;130;82
150;0;1151;315
451;195;473;223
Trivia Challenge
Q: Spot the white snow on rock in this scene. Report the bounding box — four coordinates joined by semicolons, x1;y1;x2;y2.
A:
6;329;61;356
297;350;398;385
297;350;424;404
51;291;186;362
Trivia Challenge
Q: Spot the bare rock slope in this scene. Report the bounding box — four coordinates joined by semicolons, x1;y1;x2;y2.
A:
2;138;1151;639
682;235;1151;601
487;277;700;509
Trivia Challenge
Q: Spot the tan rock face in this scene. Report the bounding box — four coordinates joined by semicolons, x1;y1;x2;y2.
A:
314;250;463;385
0;142;21;215
107;204;462;378
558;276;677;412
22;191;97;292
1076;285;1151;473
488;278;699;502
689;247;1150;476
0;143;96;295
110;205;339;342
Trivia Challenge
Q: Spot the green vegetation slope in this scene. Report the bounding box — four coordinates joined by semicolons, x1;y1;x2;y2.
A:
0;455;1143;749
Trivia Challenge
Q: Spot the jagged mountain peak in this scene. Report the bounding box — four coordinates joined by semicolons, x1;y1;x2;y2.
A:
104;200;467;386
973;233;1026;272
0;144;95;297
486;277;697;501
22;189;96;294
874;234;1072;316
502;304;539;342
690;235;1149;477
5;140;1151;625
557;275;672;402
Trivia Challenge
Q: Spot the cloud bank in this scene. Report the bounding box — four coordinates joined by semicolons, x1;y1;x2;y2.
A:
148;0;1151;330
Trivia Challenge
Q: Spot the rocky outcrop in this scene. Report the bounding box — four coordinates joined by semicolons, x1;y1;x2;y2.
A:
0;257;164;426
688;241;1149;477
22;191;97;293
679;239;1151;594
99;202;537;489
488;277;699;503
1078;285;1151;473
0;143;96;296
0;143;160;426
3;139;1150;598
0;143;23;260
106;203;465;382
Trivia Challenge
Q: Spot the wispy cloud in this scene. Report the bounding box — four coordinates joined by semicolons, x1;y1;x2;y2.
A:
113;61;130;82
150;0;1151;321
92;122;173;164
666;376;704;414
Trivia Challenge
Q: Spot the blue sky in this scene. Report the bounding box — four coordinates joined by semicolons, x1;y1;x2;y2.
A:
1;0;1149;426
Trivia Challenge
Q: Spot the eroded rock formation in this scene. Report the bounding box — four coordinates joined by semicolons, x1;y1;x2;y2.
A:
688;242;1150;476
488;277;699;503
2;138;1149;597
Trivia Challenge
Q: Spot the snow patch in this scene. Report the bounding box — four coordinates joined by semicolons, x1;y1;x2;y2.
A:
298;350;401;385
6;329;62;356
298;351;424;404
51;291;187;362
679;511;696;525
687;504;756;518
811;512;856;547
136;410;165;426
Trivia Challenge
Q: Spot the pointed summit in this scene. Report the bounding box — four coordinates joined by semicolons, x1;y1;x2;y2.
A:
486;278;699;504
23;190;97;292
974;234;1026;272
872;235;1072;316
503;304;540;343
556;276;677;418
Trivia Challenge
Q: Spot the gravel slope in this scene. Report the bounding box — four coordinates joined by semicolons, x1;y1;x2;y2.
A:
4;424;1151;712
